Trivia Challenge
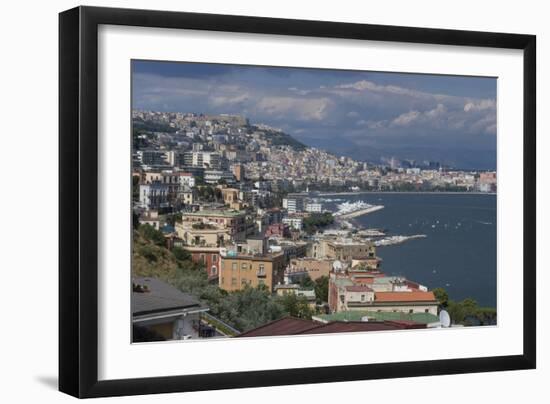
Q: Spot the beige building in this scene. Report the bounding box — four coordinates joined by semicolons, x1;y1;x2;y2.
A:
179;209;254;241
287;257;333;281
219;252;285;292
323;239;377;261
175;221;232;247
178;187;196;205
329;273;438;315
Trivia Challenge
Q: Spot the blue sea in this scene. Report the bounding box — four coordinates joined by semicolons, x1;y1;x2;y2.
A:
323;192;497;308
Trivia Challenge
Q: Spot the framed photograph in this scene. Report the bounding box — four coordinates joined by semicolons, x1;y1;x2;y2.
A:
59;6;536;398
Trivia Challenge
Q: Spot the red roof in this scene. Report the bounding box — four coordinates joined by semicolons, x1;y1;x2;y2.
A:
236;317;426;337
237;317;319;337
300;321;424;334
374;291;437;302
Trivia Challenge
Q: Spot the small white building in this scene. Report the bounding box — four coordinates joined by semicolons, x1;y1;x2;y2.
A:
177;173;196;188
139;182;171;211
282;216;303;231
305;202;323;213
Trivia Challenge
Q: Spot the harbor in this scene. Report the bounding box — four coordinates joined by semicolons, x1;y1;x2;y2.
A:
332;201;384;219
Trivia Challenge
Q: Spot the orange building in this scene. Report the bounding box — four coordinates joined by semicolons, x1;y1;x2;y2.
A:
219;252;285;292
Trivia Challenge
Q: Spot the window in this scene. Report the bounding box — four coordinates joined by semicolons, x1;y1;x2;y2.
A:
241;263;248;270
231;277;237;286
232;262;237;271
409;309;414;314
361;294;365;301
200;254;205;264
258;264;265;274
425;309;429;313
211;266;217;275
212;254;218;262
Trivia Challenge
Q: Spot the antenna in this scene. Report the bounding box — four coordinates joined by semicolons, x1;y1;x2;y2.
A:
439;310;451;328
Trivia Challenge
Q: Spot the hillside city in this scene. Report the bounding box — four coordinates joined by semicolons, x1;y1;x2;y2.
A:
131;110;497;342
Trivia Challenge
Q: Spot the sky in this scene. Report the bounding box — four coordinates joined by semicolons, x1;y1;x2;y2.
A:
132;60;497;169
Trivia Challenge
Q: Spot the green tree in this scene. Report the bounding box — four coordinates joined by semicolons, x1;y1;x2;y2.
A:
139;223;166;247
314;276;329;303
433;287;449;308
303;212;335;234
172;246;191;262
212;285;286;332
299;274;315;289
279;293;314;319
166;213;182;226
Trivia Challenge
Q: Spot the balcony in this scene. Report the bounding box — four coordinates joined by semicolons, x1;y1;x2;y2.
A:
256;271;267;278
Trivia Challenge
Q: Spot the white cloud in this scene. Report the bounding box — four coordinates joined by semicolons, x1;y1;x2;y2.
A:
209;93;250;107
391;110;421;126
255;96;332;121
464;99;496;112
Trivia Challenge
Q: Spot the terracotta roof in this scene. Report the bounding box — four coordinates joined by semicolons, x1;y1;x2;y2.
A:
300;321;424;334
374;291;437;302
237;317;426;337
237;317;319;337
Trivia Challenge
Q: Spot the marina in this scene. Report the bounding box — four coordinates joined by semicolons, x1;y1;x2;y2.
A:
332;200;384;219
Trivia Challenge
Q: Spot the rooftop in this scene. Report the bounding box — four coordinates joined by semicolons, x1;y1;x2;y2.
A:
132;277;204;317
237;317;320;337
314;310;440;324
300;321;424;334
237;316;426;337
182;209;245;218
374;291;437;303
345;285;373;292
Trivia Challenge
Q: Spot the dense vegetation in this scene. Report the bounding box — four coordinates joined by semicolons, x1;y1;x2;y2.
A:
132;119;178;133
303;212;335;234
433;287;497;326
132;224;322;332
196;185;222;203
253;127;307;151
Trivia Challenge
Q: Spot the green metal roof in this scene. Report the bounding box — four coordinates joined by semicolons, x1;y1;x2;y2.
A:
315;310;439;324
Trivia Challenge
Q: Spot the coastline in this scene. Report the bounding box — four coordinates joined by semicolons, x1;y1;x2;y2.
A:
319;191;496;196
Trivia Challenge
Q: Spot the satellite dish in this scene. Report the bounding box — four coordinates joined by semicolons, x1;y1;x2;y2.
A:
439;310;451;328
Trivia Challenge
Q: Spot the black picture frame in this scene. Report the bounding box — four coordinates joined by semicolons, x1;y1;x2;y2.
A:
59;5;536;398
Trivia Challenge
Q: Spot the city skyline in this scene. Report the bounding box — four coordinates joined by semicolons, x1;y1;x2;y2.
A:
133;60;497;169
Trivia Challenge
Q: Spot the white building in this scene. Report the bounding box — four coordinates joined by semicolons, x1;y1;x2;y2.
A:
305;202;323;213
177;173;196;188
139;182;171;211
282;216;303;231
204;170;235;185
283;197;304;213
184;151;221;169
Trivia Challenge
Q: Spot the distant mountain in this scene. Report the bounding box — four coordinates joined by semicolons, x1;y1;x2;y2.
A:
133;118;177;133
262;129;307;151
